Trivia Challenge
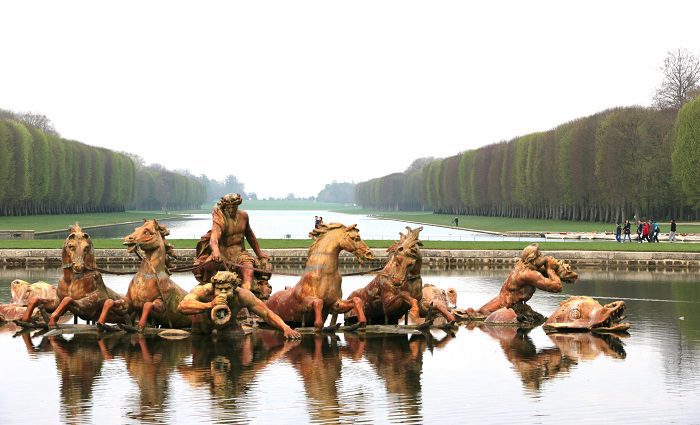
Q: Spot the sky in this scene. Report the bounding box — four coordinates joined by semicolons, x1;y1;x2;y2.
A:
1;1;698;198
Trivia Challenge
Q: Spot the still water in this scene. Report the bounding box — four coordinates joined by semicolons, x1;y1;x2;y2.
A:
37;210;540;242
0;267;698;424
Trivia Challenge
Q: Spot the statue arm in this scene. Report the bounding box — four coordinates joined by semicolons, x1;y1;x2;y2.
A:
530;267;562;293
238;288;291;332
178;285;215;315
210;208;225;261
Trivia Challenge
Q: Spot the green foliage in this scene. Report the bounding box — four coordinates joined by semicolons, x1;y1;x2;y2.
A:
356;106;689;221
673;97;700;208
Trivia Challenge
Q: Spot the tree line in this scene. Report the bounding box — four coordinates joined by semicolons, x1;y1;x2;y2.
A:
0;118;206;215
357;101;700;222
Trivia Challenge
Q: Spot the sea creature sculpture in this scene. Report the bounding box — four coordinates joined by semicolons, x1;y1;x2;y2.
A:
97;219;190;331
460;244;577;320
265;223;375;331
0;279;58;322
543;296;630;333
20;224;128;327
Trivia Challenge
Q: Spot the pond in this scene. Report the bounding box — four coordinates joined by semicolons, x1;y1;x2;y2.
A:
0;267;698;424
36;210;544;242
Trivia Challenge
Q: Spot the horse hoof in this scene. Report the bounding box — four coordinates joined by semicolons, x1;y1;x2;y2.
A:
417;320;434;331
118;323;139;333
321;323;341;333
97;323;120;333
343;322;366;332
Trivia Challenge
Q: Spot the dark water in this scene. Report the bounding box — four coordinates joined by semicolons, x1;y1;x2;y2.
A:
1;267;699;424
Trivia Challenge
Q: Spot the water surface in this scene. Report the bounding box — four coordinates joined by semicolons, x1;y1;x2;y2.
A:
0;268;698;424
37;210;541;242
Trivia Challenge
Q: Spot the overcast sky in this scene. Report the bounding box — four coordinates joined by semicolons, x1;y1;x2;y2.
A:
1;1;697;198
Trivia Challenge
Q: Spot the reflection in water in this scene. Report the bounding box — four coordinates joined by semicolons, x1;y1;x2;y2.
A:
45;333;113;424
178;331;294;423
478;325;626;393
3;266;700;424
118;335;191;422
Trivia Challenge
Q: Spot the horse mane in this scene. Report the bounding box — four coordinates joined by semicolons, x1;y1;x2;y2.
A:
64;222;97;269
150;219;176;270
388;226;423;258
308;222;351;256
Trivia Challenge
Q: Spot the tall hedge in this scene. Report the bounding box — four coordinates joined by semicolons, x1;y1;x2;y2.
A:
357;105;695;221
0;119;206;215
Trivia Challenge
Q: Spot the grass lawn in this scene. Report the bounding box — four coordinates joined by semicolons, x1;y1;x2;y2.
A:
350;211;700;234
0;211;188;233
2;239;700;252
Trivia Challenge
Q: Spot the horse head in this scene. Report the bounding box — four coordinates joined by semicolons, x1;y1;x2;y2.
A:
62;223;96;273
384;226;423;286
124;219;170;254
338;224;375;264
308;223;375;265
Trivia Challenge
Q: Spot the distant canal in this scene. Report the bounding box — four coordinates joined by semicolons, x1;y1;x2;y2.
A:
1;267;698;424
36;210;541;242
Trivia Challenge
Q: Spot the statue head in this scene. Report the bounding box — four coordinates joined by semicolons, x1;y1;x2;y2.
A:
218;193;243;214
520;243;541;265
211;271;241;295
210;271;240;325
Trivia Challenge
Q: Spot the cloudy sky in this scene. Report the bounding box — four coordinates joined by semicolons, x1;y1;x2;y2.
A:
2;1;697;198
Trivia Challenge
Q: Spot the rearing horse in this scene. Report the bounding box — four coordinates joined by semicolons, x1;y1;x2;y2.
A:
22;223;128;327
265;223;375;330
97;219;190;330
345;226;432;325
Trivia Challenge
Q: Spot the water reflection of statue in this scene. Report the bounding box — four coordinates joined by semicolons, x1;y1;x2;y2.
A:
177;331;296;420
285;335;349;424
479;326;572;393
47;334;115;424
479;326;626;393
193;194;270;296
177;271;300;339
345;333;451;422
117;334;191;423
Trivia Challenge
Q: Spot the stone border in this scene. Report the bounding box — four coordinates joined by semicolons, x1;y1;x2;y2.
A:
1;248;699;270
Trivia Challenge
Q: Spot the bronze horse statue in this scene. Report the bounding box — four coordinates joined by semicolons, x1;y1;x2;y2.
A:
265;223;375;331
21;223;128;327
97;219;190;331
345;226;455;326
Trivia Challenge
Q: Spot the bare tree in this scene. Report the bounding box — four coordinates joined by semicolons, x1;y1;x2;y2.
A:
0;108;60;136
653;49;700;110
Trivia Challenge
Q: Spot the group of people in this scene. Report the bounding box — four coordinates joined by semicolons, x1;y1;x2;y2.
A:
314;215;324;229
615;218;678;243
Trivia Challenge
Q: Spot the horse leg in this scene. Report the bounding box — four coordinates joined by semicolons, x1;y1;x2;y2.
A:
382;292;414;325
432;302;456;324
96;299;115;326
20;296;46;322
48;297;74;328
137;301;155;330
334;297;367;330
300;297;324;330
137;299;166;330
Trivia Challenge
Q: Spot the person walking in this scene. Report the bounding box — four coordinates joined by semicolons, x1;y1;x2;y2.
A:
637;219;643;243
652;220;660;243
623;220;632;242
642;220;651;243
615;223;622;243
670;219;677;242
453;217;459;226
